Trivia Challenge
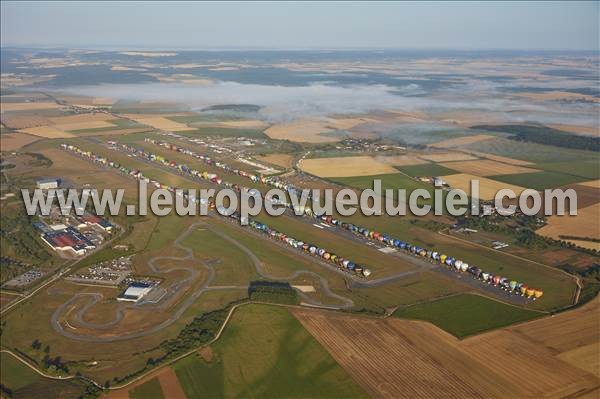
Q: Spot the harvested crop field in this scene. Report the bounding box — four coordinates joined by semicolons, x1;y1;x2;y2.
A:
219;120;269;129
465;150;534;166
293;310;483;398
558;343;600;378
18;125;75;138
47;113;116;125
504;297;599;370
54;120;116;131
300;156;399;177
292;306;600;399
0;132;39;151
0;102;63;112
442;173;527;200
255;153;294;168
124;115;190;131
536;203;600;250
419;152;478;162
156;367;186;399
265;119;340;143
440;159;539;176
429;134;495;148
0;114;51;129
327;117;374;130
374;154;427;166
578;180;600;189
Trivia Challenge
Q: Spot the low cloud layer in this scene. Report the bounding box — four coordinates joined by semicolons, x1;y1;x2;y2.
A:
59;80;599;127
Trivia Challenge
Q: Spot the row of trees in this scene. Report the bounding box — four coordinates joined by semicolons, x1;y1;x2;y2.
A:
248;281;299;305
473;124;600;152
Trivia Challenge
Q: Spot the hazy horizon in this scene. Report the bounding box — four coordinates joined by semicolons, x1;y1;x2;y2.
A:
2;1;599;51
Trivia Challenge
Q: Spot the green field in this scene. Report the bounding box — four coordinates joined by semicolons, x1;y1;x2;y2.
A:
465;137;598;164
166;115;208;124
393;293;543;337
173;304;367;398
0;352;41;390
180;227;259;286
0;353;85;398
536;161;600;180
492;171;588;190
396;163;458;177
129;377;165;399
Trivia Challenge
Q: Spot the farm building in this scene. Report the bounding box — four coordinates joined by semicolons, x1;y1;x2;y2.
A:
117;282;153;302
41;227;96;256
36;178;59;190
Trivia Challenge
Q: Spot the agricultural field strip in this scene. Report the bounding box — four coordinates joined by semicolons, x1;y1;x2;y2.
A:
438;159;540;176
536;202;600;251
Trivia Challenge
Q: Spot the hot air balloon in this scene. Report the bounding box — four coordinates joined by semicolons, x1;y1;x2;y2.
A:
520;285;528;296
454;260;463;271
440;254;447;264
534;290;543;300
493;275;501;285
526;288;535;298
509;281;517;291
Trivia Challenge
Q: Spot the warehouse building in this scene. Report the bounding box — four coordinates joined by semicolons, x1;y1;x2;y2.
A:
77;214;113;231
41;227;96;256
36;178;59;190
117;282;153;302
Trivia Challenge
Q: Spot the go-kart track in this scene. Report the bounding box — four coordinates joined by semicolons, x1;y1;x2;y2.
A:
51;220;356;342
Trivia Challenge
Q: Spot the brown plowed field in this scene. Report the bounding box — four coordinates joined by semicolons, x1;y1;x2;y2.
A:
0;132;39;151
157;367;187;399
292;299;600;399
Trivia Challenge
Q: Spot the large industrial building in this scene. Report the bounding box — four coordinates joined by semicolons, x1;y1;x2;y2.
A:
77;213;113;231
41;226;96;256
36;178;59;190
117;282;153;302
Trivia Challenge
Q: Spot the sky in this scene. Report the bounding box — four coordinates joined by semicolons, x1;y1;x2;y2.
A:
1;1;598;50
